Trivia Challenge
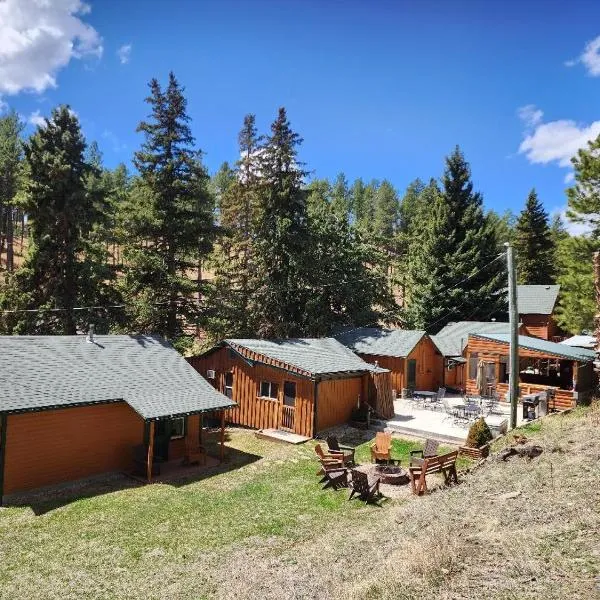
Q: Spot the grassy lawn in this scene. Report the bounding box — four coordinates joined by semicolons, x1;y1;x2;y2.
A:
2;412;597;599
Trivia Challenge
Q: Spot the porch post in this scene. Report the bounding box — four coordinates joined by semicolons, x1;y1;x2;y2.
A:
219;411;225;463
199;413;203;445
147;420;155;483
0;414;7;506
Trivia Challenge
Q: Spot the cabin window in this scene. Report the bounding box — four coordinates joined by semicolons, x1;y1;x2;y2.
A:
259;381;279;400
407;359;417;388
224;372;234;399
170;417;186;440
499;355;509;383
468;353;479;380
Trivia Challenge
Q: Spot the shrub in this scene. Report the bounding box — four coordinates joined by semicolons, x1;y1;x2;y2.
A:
465;417;493;448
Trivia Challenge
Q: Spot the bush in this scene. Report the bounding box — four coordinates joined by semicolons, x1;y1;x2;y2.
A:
466;417;493;448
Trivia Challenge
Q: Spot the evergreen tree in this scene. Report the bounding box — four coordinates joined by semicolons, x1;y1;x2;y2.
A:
404;148;506;331
211;161;236;217
0;106;113;334
567;134;600;236
555;235;598;333
119;73;215;345
513;189;555;284
331;172;351;221
0;111;23;273
250;107;309;337
487;209;515;252
205;115;262;340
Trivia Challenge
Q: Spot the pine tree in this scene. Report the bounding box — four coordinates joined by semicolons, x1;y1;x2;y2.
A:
0;111;23;273
566;134;600;236
514;189;555;284
250;107;309;337
404;148;506;331
555;235;598;333
331;172;351;221
119;73;215;345
0;106;113;334
205;115;262;340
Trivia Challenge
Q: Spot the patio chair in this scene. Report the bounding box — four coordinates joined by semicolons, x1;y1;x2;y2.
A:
348;469;382;503
326;435;356;466
315;443;345;464
428;387;446;411
318;460;348;489
370;432;392;463
409;438;440;467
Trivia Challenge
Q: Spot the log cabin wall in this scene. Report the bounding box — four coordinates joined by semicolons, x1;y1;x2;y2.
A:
465;336;581;410
188;348;315;437
444;362;465;390
520;314;552;340
357;354;403;394
3;402;144;495
315;376;363;431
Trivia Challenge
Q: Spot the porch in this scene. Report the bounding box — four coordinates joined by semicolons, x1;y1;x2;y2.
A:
381;395;520;445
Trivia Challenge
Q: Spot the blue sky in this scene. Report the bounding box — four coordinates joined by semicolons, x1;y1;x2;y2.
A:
1;0;600;227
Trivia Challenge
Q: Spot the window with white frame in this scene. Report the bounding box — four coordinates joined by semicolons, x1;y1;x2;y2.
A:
170;417;186;439
259;381;278;400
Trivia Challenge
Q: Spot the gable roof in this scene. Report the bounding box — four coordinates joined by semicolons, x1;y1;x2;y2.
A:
335;327;425;358
224;337;381;378
0;335;235;419
471;333;596;363
517;285;560;315
431;321;511;357
561;335;596;350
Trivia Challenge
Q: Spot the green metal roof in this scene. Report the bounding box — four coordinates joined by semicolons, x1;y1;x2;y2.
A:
431;321;511;357
472;333;596;363
0;335;235;419
517;285;560;315
335;327;425;358
225;337;381;377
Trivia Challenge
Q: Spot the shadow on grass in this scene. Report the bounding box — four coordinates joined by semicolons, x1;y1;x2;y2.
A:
5;437;261;516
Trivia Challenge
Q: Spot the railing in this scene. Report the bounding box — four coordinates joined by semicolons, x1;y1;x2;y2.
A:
281;404;295;431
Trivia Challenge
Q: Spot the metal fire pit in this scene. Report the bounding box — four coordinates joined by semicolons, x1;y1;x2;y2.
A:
374;464;410;485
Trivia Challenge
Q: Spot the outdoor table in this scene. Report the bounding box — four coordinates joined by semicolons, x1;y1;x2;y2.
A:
414;391;436;398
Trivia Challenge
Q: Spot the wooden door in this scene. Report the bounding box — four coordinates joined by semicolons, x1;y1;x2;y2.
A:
407;359;417;389
280;381;296;431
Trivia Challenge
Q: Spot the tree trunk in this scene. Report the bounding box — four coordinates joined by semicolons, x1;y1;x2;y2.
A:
6;204;13;272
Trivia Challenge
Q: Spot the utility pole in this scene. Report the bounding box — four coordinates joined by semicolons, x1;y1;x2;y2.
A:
505;242;519;429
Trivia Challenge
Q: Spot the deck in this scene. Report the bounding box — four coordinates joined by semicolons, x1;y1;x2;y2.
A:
255;428;311;444
380;396;521;444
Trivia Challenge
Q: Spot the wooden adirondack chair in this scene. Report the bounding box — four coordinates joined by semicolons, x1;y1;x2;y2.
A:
370;432;392;463
326;435;355;466
349;469;382;503
183;437;206;466
315;443;345;463
409;438;440;467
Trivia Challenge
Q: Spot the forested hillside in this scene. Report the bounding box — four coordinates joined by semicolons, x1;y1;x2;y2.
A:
1;73;598;350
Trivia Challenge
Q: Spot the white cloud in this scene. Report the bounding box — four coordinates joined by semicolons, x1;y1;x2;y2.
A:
0;98;7;114
565;34;600;76
0;0;103;96
564;172;575;184
517;104;543;129
551;207;594;236
101;129;126;153
517;105;600;169
117;44;132;65
28;110;46;127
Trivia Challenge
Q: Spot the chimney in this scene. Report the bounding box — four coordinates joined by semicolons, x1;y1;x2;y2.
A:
86;324;95;344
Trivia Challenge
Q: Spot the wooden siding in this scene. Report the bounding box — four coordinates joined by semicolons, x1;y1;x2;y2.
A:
188;348;315;437
3;402;144;495
316;376;363;431
520;314;552;340
444;362;465;390
465;336;583;410
358;336;443;394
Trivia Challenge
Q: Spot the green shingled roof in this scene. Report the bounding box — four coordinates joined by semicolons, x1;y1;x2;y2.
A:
431;321;511;357
335;327;425;358
225;337;380;377
472;333;596;362
517;285;560;315
0;335;235;419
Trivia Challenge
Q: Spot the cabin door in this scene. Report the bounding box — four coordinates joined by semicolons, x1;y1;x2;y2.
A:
280;381;296;432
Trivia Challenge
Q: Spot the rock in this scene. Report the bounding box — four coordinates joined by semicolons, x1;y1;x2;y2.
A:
497;490;521;500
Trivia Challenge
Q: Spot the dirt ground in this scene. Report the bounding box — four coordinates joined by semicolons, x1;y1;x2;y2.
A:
210;408;600;600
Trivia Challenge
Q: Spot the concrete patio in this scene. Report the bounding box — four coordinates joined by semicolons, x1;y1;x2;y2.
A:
382;395;523;444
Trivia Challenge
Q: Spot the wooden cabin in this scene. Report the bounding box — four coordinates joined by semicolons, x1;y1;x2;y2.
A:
465;332;596;410
336;328;443;395
431;321;514;391
0;335;234;502
189;338;393;437
517;284;562;341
